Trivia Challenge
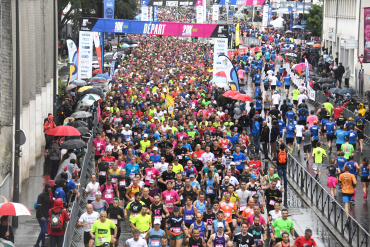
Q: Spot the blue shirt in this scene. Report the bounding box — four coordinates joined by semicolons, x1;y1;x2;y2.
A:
233;153;247;170
347;131;358;144
252;122;260;136
336;157;348;170
124;163;140;176
279;67;284;74
298;108;309;120
345;122;356;131
286;111;296;122
256;99;263;109
284;76;291;85
310;126;320;140
55;187;66;203
286;124;296;138
335;130;348;144
255;87;261;98
265;51;270;59
254;74;261;83
268;62;275;70
227;134;239;147
361;164;370;177
257;60;263;68
67;180;76;194
346;161;357;178
278;120;285;136
150;154;161;163
325;122;336;134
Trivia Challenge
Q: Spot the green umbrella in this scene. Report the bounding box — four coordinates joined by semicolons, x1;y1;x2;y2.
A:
0;239;15;247
81;94;101;102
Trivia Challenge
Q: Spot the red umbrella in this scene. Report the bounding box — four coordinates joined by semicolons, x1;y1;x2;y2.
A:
45;125;81;136
0;202;32;216
215;71;227;77
92;69;100;74
231;93;253;102
223;90;240;98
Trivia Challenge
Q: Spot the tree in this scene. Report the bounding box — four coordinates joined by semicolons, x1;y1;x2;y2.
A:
115;0;138;20
304;4;323;37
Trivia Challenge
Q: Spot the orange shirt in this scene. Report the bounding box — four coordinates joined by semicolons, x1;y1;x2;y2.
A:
242;207;254;220
219;201;237;223
339;173;356;194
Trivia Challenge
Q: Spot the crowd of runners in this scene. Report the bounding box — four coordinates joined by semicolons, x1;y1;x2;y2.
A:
34;5;370;247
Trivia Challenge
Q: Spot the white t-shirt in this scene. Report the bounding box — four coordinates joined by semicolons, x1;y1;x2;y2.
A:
223;176;240;187
272;94;281;105
200;152;215;163
267;70;274;77
121;129;133;142
154;162;169;175
270;76;278;86
295;125;304;137
85;182;100;201
78;211;100;232
125;238;148;247
268;210;282;223
297;94;308;105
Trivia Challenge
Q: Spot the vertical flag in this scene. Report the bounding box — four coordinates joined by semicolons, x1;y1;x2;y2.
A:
104;0;115;39
93;32;103;74
267;4;272;25
262;5;269;27
154;6;158;21
165;94;175;116
305;58;310;86
78;31;93;79
288;6;293;31
213;5;219;22
235;23;240;46
66;39;78;83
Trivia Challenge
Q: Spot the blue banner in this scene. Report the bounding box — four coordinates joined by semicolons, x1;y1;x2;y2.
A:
288;6;293;31
154;6;158;21
104;0;115;39
268;4;272;26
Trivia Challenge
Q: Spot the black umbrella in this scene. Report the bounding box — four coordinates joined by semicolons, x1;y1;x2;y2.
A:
321;83;335;89
318;77;334;83
80;87;105;98
71;111;92;119
77;127;90;135
60;139;86;149
69;120;88;128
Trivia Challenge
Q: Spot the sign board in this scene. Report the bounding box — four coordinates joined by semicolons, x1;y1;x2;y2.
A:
341;39;358;49
141;0;201;7
141;6;149;21
213;5;219;22
326;27;335;41
78;31;93;79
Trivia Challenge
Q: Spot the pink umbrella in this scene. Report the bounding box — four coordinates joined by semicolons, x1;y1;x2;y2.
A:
223;90;240;98
294;63;312;71
231;94;253;102
0;202;32;216
215;71;227;77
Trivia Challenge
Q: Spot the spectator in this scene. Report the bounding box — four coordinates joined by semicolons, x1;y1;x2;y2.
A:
343;66;351;88
33;183;52;247
67;173;81;202
0;216;14;243
47;198;70;247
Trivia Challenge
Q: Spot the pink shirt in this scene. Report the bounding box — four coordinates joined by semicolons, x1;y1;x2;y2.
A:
144;167;160;185
246;214;266;226
100;184;117;204
93;138;106;156
176;132;188;141
238;69;245;79
307;115;318;128
162;190;180;212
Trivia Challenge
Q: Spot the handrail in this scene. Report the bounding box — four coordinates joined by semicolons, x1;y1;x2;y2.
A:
63;113;97;247
286;152;370;247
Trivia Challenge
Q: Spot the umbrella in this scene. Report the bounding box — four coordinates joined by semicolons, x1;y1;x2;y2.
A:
338;88;356;96
214;82;229;90
0;239;15;247
78;100;95;107
81;94;101;102
286;53;297;57
292;25;303;29
95;74;110;79
329;88;342;94
68;120;88;128
66;84;77;91
285;30;293;34
313;44;321;48
318;77;334;83
60;139;86;149
90;79;108;83
71;79;87;87
321;83;335;89
80;88;105;98
0;202;32;216
211;77;227;83
78;86;93;93
45;125;81;136
76;127;90;135
71;111;92;119
215;71;227;77
223;90;240;98
293;63;312;71
231;93;253;102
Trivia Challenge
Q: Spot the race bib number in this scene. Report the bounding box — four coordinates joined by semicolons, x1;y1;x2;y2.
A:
110;219;118;225
207;225;212;230
269;200;276;206
166;195;171;201
132;213;139;218
100;171;106;176
105;194;112;199
119;181;126;186
154;216;162;221
98;237;107;243
106;129;112;133
216;245;223;247
151;240;160;247
140;232;146;239
280;230;288;236
111;178;117;183
225;212;230;218
240;206;246;211
129;173;135;179
206;188;213;194
185;215;193;221
173;227;181;233
177;155;183;160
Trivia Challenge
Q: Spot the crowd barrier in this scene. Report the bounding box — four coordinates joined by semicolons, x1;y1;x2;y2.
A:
242;37;262;47
286;153;370;247
63;113;97;247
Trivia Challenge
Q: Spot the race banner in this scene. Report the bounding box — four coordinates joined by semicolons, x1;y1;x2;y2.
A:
66;39;78;83
213;5;219;22
142;0;203;7
268;4;272;26
288;6;293;31
215;0;265;5
262;5;269;27
80;18;229;38
235;23;240;47
93;32;103;74
364;7;370;63
104;0;115;39
78;31;93;79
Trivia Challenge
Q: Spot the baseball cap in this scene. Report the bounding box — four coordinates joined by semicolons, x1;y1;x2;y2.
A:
173;206;180;212
230;162;235;166
154;219;161;225
225;149;230;153
125;124;130;127
107;176;112;181
180;126;184;130
149;179;155;184
189;174;195;178
207;204;213;209
181;171;186;175
273;174;279;179
251;174;257;179
217;222;224;228
254;154;259;158
274;91;278;93
96;191;102;195
349;117;354;120
144;134;149;138
174;156;179;161
153;147;159;151
253;193;259;198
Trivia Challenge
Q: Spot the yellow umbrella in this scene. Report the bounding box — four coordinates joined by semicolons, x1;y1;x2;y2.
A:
78;86;93;93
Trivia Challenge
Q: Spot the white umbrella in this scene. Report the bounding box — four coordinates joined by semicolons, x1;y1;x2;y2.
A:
0;239;15;247
0;202;32;216
81;94;101;102
66;84;77;91
214;81;230;90
71;79;87;87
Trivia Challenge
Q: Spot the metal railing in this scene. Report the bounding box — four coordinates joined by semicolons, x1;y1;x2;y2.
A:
242;37;262;47
63;113;97;247
286;153;370;247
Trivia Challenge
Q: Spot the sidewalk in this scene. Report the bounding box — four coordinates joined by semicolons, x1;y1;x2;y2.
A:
14;156;47;247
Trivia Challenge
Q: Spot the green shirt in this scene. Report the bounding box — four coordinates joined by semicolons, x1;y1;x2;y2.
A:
292;90;300;100
140;140;151;152
91;219;116;246
272;218;294;239
131;213;152;232
323;102;334;116
313;147;327;164
341;143;354;159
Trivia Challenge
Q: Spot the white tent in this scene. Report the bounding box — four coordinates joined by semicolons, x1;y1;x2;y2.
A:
270;17;285;29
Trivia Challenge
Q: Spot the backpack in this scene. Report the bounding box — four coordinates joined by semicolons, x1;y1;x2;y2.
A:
278;149;287;164
102;183;117;197
50;209;65;232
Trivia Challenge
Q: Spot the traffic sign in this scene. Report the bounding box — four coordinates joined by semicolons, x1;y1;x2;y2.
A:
358;56;364;65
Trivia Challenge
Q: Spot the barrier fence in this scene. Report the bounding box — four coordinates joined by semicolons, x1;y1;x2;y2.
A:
286;153;370;247
63;113;97;247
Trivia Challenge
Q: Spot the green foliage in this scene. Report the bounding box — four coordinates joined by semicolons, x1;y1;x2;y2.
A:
115;0;138;20
304;4;323;37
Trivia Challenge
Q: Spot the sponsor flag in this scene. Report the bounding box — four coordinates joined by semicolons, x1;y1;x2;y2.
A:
235;23;240;46
66;39;78;83
305;58;310;86
93;32;103;74
288;6;293;31
165;94;175;116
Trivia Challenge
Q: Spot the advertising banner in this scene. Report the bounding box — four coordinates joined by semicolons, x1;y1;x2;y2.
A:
288;6;293;31
142;0;202;7
262;5;269;27
104;0;115;39
196;6;204;23
153;6;158;21
215;0;265;6
213;38;228;78
364;7;370;63
235;23;240;47
93;32;103;74
268;4;272;26
66;39;78;83
141;6;149;21
78;31;93;79
213;5;219;22
305;58;310;86
80;18;229;38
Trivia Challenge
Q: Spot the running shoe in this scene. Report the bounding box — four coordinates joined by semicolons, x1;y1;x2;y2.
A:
350;200;355;204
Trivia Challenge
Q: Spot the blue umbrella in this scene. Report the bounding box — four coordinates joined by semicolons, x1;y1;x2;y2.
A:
329;88;341;94
293;25;303;29
338;88;356;96
94;74;110;79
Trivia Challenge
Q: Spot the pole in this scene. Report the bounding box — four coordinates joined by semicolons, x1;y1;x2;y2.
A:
13;0;21;229
302;0;305;42
53;0;57;117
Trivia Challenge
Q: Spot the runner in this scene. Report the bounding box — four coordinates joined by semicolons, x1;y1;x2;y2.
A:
124;229;148;247
339;166;357;218
326;159;340;200
312;142;327;180
89;211;117;247
77;204;100;247
360;158;370;200
145;220;166;247
207;223;230;247
271;209;295;243
233;223;255;247
167;206;185;247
